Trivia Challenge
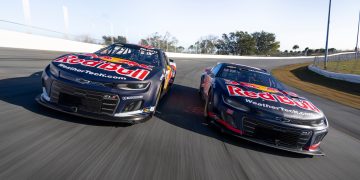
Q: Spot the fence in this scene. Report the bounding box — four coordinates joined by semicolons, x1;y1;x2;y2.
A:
313;52;360;74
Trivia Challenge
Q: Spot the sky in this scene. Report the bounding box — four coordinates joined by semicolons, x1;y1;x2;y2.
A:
0;0;359;51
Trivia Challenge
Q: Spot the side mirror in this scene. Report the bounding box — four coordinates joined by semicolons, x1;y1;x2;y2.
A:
169;59;174;63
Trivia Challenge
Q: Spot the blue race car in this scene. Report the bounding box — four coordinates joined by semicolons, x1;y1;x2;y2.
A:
199;63;328;155
37;43;176;124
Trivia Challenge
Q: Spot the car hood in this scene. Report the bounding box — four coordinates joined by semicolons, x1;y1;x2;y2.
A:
51;53;161;83
218;78;324;120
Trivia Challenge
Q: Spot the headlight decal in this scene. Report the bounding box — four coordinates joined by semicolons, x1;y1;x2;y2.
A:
222;96;250;112
116;82;150;90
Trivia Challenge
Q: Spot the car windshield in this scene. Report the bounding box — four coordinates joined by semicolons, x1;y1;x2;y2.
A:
95;44;160;66
219;65;284;89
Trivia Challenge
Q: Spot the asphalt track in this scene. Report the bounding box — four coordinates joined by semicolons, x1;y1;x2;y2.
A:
0;47;359;180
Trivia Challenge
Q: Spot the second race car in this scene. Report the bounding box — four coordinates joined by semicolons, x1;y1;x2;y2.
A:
199;63;328;155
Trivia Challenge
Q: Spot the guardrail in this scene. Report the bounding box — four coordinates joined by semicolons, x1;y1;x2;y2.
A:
308;64;360;83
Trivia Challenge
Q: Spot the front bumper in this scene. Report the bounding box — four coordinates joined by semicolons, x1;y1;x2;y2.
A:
36;92;152;124
208;98;328;156
37;67;156;124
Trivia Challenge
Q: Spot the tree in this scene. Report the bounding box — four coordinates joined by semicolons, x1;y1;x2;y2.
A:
231;31;256;55
252;31;280;55
197;35;218;54
214;31;256;55
139;39;150;46
292;45;299;51
328;48;336;54
78;35;97;44
138;32;178;52
214;39;228;55
102;35;127;45
307;49;314;55
177;46;185;53
188;45;195;53
304;47;309;56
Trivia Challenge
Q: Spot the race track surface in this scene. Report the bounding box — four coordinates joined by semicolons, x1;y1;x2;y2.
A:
0;47;359;180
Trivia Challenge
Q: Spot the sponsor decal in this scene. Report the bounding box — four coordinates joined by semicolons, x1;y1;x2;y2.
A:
75;78;91;84
103;95;119;100
224;80;279;93
54;55;150;80
99;56;153;70
226;85;320;113
58;64;126;80
122;96;143;100
245;99;318;116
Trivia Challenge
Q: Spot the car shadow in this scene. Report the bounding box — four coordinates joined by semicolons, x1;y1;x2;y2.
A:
155;84;311;158
0;71;130;127
0;72;310;157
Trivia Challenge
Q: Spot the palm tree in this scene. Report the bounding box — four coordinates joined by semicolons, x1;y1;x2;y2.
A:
292;45;299;52
304;47;309;56
188;45;195;53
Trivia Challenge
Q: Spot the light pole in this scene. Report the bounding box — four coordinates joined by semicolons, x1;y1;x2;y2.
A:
22;0;32;33
62;5;69;39
355;10;360;61
324;0;332;69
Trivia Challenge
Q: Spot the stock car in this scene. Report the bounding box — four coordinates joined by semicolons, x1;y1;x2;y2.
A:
199;63;328;155
36;43;176;124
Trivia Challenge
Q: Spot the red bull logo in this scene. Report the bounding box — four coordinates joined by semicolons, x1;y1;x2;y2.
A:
225;80;279;93
54;55;150;80
226;85;321;113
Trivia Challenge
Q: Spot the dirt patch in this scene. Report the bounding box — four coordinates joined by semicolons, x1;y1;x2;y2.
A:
272;63;360;109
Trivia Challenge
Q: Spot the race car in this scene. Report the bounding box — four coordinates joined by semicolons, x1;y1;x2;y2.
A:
199;63;328;155
36;43;176;124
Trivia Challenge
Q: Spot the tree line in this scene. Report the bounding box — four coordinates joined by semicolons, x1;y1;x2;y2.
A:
188;31;280;55
99;32;338;56
101;32;184;52
100;31;280;55
281;45;337;56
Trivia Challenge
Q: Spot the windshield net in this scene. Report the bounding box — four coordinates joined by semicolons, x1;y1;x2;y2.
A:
96;44;160;66
219;65;284;89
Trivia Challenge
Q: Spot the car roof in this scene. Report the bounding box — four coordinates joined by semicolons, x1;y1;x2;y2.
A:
220;62;269;74
113;43;160;51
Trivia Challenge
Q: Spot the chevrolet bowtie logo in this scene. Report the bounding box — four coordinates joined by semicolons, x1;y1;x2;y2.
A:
75;78;91;84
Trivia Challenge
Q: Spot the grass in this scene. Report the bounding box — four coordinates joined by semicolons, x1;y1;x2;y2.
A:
314;59;360;75
272;63;360;110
